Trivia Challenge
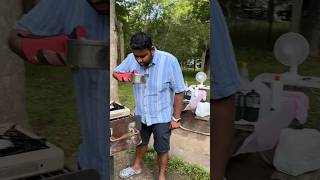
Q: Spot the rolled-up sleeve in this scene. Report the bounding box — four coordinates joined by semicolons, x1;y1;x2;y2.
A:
114;54;133;73
211;0;240;100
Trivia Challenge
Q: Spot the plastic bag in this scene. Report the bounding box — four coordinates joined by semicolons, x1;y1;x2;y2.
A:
195;102;210;117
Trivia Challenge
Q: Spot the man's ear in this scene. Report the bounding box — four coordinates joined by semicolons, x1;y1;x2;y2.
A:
150;46;155;54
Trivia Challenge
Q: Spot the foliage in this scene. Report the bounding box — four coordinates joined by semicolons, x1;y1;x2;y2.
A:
115;0;210;65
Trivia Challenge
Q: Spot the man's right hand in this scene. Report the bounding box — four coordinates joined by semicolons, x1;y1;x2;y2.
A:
121;77;131;82
113;72;132;82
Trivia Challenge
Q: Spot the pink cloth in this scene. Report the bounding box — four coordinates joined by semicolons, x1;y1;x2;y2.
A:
234;91;309;155
185;90;207;110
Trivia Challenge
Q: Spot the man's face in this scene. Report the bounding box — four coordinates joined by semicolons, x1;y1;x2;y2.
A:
133;48;154;67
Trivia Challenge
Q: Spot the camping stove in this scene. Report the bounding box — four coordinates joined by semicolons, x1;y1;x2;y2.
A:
110;101;131;120
109;102;142;179
109;101;141;156
0;123;64;180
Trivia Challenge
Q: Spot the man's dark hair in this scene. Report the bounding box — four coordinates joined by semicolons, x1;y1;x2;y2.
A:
130;32;153;50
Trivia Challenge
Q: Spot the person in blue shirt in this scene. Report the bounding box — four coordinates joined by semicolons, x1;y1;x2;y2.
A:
8;0;109;179
113;32;185;180
211;0;240;180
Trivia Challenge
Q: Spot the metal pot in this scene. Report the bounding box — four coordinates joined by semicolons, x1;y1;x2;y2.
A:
67;39;108;69
132;73;146;84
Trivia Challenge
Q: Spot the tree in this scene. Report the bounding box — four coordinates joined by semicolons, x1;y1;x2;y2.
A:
0;0;29;128
301;0;320;57
116;0;210;73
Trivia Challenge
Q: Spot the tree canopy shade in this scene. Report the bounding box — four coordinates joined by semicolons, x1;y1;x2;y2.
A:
115;0;210;67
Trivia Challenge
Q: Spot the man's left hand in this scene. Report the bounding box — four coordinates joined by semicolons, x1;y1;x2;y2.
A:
170;120;180;129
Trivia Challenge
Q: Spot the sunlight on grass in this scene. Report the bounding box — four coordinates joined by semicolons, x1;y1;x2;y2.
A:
136;148;210;180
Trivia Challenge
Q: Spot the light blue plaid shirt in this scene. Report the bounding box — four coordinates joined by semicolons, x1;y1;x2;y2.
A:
115;50;185;126
211;0;240;99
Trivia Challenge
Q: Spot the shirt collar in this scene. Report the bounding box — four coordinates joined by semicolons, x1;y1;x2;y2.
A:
148;49;159;67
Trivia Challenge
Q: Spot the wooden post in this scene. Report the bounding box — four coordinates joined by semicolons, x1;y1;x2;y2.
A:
290;0;303;32
110;0;119;102
0;0;29;128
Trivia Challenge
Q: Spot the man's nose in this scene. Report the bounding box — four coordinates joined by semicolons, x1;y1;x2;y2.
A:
137;58;143;62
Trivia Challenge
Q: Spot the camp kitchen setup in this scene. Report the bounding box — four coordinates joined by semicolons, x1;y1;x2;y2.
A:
182;72;210;136
1;30;108;179
109;101;142;179
109;70;212;154
233;32;320;178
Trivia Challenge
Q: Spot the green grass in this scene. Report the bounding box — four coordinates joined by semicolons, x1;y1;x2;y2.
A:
25;63;80;157
118;83;135;110
230;21;290;51
138;148;210;180
168;157;210;180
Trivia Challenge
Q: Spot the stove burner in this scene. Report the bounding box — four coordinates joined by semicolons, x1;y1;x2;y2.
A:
0;139;13;149
0;125;49;157
110;101;125;111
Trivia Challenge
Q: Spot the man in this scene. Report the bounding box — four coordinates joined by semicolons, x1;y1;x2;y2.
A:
211;0;240;180
8;0;109;179
113;32;185;180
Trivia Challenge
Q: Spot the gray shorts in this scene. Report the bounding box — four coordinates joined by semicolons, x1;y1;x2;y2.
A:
139;122;171;153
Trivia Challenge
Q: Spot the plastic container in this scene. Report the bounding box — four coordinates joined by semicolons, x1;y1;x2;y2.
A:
235;91;245;121
271;75;283;111
240;62;249;80
239;62;251;91
244;90;260;122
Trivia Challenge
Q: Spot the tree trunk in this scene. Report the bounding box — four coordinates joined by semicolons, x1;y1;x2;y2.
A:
118;22;125;64
225;0;233;18
0;0;29;128
110;0;119;101
221;0;233;18
267;0;274;44
300;0;320;57
201;41;208;71
290;0;303;32
202;48;210;78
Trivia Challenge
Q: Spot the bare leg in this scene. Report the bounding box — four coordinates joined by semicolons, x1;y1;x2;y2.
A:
158;152;169;180
132;145;148;171
211;96;235;180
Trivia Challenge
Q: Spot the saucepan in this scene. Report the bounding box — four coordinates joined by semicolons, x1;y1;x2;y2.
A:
131;73;147;84
67;39;108;69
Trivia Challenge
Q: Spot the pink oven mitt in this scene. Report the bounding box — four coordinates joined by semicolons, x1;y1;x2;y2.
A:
116;70;138;81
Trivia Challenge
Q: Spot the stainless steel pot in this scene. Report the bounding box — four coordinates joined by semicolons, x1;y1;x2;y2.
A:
132;73;146;84
67;39;108;69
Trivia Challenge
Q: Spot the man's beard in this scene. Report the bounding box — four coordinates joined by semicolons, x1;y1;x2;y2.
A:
139;55;153;67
